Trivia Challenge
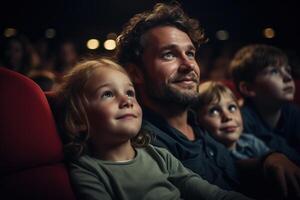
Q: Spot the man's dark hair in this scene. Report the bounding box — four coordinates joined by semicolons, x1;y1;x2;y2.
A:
116;2;207;66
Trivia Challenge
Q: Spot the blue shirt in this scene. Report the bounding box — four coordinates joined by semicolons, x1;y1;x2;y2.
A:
141;108;240;191
231;133;270;160
241;101;300;164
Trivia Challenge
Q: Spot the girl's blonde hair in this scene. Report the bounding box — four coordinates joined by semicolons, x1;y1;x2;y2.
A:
195;81;238;112
57;58;150;159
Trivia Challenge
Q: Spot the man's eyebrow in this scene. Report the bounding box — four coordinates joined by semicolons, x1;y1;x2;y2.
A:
159;44;196;51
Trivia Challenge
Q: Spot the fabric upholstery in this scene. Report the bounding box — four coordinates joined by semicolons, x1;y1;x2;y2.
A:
0;67;76;199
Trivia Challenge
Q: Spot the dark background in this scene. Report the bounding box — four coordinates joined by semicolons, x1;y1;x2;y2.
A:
0;0;299;73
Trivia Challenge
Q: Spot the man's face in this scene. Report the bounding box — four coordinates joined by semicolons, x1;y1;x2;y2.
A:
140;26;200;106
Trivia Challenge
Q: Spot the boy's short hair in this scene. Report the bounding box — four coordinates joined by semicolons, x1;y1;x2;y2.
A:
116;2;207;66
195;81;238;112
229;44;288;93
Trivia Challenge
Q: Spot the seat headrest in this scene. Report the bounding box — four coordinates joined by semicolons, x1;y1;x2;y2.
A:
0;67;63;175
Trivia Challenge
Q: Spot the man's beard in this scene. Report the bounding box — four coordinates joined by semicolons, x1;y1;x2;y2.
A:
145;76;200;108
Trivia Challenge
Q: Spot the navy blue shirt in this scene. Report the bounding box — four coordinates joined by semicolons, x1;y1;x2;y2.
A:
141;108;240;191
241;101;300;165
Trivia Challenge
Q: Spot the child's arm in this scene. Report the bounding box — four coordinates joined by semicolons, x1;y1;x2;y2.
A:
236;152;300;199
69;160;113;200
262;152;300;199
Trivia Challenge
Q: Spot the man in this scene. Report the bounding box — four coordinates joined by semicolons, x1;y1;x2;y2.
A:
116;2;300;199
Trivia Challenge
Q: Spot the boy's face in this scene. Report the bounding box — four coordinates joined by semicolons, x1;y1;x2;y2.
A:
198;93;243;148
250;65;295;103
139;26;200;105
84;67;142;145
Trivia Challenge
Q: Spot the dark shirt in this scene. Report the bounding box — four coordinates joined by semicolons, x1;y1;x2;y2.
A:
142;108;240;191
241;101;300;165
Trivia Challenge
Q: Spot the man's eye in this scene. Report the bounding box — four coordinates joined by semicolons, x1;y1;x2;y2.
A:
162;52;174;60
228;104;238;112
127;89;135;97
101;91;114;99
186;51;195;59
208;108;220;116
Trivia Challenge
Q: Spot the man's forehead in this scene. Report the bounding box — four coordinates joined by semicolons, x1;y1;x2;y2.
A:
141;26;194;49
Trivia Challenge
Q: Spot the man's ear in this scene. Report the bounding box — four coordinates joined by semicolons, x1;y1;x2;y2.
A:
239;81;256;97
126;63;144;84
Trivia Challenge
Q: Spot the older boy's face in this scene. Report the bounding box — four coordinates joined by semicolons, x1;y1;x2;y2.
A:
252;65;295;103
198;93;243;149
139;26;200;105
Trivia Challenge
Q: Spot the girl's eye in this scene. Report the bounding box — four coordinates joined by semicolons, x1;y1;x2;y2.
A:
162;52;175;60
228;104;238;112
208;107;220;117
127;89;135;97
101;91;114;99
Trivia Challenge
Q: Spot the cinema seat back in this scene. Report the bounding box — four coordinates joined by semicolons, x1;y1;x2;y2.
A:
0;67;76;200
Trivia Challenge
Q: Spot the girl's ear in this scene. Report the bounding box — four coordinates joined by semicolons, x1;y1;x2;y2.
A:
126;64;144;84
239;81;256;97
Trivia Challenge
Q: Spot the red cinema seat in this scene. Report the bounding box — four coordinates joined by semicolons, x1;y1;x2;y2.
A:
0;67;76;200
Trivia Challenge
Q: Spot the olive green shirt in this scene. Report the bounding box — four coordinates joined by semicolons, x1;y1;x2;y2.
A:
70;145;251;200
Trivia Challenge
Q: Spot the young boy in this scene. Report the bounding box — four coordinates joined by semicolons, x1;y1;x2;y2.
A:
195;81;271;160
229;44;300;164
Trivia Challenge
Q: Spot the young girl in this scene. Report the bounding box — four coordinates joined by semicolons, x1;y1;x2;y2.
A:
57;58;251;200
195;81;271;160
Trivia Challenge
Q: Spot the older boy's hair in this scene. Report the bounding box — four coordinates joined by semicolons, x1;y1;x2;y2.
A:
229;44;288;94
195;81;238;112
116;2;207;66
57;58;150;159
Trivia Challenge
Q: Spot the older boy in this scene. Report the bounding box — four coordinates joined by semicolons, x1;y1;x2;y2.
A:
230;44;300;165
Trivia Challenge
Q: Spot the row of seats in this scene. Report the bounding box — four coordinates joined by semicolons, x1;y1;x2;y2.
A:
1;67;300;199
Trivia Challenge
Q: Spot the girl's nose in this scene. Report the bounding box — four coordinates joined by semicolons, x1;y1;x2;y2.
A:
120;95;133;108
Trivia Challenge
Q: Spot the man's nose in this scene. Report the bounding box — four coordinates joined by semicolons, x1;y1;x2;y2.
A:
178;55;197;73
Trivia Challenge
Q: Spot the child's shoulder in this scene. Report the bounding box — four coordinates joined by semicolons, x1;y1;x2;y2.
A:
142;145;177;162
144;144;172;155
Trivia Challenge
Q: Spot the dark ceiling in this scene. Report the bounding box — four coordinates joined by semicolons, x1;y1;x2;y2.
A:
0;0;299;54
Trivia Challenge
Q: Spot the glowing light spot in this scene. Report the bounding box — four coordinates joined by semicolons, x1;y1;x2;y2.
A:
216;30;229;41
45;28;56;38
104;39;116;50
263;27;275;39
87;39;100;50
4;28;17;37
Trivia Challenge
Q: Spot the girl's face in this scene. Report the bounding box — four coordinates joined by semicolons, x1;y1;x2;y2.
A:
84;67;142;146
198;93;243;149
